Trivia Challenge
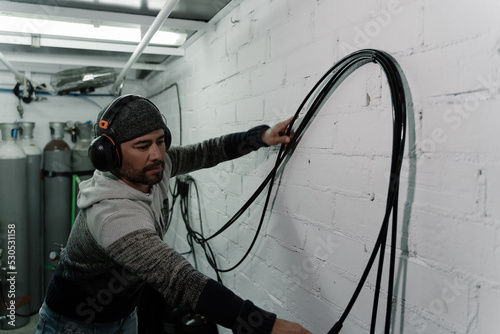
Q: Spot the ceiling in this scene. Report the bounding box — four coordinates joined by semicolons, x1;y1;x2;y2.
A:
0;0;243;93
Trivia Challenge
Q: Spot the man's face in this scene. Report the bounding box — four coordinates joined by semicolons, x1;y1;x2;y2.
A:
115;128;166;192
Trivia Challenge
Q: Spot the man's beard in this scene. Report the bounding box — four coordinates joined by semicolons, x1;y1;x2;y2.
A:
116;160;165;187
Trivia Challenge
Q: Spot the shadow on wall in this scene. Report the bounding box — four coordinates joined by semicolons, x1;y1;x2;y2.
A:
391;60;417;334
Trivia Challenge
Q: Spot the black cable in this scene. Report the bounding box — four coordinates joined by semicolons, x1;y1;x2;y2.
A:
149;83;182;145
326;51;407;333
169;49;408;333
171;176;223;283
153;82;225;281
188;49;406;272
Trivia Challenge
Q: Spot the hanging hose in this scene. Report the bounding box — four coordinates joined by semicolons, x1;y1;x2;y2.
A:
177;49;409;333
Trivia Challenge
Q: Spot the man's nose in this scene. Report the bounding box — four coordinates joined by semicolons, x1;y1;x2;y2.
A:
149;144;163;160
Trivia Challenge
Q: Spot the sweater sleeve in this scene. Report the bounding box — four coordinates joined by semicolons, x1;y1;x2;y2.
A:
196;279;277;334
223;124;270;159
167;125;270;177
107;230;277;333
106;229;209;311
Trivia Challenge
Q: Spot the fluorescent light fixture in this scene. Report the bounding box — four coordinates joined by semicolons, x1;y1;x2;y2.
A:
75;0;166;8
145;0;172;11
0;15;187;46
0;34;31;46
96;0;142;9
96;0;167;11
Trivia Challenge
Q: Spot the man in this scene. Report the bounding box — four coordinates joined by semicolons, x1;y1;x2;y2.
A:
36;95;311;334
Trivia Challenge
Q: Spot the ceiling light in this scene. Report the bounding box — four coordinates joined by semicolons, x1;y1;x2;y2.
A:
0;15;187;46
96;0;142;9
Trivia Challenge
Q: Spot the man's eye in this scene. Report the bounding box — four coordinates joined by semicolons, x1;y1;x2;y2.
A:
157;140;165;145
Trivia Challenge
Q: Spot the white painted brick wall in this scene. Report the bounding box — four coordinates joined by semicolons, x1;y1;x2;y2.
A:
413;211;497;280
36;0;496;333
478;288;500;334
7;2;497;333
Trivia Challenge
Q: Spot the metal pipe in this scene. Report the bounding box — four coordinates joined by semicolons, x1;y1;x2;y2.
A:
0;51;24;81
0;51;56;95
110;0;181;95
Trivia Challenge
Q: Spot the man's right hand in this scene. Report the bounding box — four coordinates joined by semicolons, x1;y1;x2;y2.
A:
271;318;313;334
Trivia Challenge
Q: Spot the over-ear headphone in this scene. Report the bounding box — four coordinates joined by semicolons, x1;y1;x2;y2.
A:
88;94;171;172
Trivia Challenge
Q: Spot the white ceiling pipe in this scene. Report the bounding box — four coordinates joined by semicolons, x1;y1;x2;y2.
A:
0;51;24;81
110;0;181;95
0;51;55;95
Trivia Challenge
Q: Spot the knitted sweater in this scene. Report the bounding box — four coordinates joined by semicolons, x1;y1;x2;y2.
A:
45;125;277;333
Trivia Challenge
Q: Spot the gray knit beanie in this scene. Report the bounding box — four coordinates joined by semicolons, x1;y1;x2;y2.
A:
96;95;167;144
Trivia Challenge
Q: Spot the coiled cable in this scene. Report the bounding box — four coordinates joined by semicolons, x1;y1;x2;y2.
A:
181;49;409;333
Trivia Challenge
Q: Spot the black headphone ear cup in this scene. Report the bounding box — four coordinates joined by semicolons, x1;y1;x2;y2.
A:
88;135;121;172
164;127;172;151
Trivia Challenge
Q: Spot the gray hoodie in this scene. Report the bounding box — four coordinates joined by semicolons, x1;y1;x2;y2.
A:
45;126;277;333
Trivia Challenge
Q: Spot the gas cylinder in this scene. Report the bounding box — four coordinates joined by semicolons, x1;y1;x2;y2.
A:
42;122;72;295
18;122;43;314
0;123;30;329
71;121;94;219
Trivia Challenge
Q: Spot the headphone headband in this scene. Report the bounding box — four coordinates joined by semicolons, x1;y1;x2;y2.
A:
88;94;171;172
98;94;144;132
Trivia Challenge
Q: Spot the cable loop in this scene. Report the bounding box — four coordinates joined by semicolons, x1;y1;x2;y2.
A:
173;49;409;333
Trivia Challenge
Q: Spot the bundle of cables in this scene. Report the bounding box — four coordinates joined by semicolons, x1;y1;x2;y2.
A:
167;174;224;283
172;49;409;334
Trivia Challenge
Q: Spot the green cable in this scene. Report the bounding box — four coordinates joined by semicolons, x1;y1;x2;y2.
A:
71;174;82;228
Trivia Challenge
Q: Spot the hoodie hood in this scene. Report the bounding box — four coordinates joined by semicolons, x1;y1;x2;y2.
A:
77;170;152;210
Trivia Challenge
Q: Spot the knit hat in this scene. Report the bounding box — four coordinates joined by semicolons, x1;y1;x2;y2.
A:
96;95;168;144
